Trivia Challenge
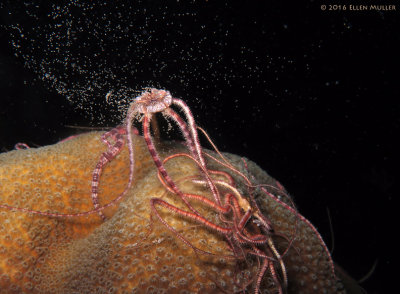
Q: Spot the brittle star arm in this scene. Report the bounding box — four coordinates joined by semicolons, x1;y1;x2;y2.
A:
171;98;207;169
91;126;126;220
163;108;223;206
142;115;204;217
150;198;235;258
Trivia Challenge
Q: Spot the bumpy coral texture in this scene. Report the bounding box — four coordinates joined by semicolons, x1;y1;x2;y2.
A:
0;132;344;293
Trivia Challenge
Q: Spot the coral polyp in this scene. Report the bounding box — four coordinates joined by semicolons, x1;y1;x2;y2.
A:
0;89;346;293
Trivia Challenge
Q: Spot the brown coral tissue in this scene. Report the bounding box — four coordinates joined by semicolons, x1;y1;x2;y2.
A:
0;89;347;294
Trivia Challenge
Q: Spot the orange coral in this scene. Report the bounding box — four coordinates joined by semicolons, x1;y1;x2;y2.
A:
0;131;345;293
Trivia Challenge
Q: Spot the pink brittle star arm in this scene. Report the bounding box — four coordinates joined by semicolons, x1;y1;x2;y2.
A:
170;99;228;206
151;197;237;235
91;126;127;220
142;115;205;217
163;108;222;206
171;98;206;168
250;246;285;294
122;90;165;217
151;197;230;238
14;143;30;149
150;197;237;258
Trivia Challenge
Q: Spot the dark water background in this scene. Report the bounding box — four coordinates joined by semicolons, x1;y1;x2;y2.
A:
0;1;398;293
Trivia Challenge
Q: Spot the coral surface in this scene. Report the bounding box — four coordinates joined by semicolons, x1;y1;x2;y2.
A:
0;132;345;293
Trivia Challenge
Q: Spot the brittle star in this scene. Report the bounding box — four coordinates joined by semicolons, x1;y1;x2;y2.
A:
1;88;336;293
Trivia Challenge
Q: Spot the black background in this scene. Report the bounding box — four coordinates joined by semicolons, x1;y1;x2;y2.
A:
0;1;398;293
